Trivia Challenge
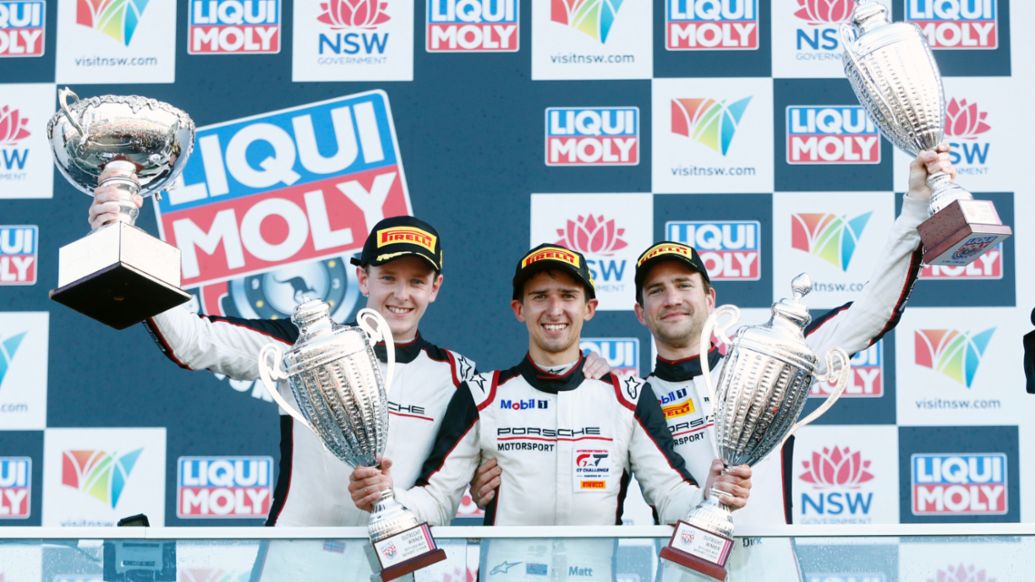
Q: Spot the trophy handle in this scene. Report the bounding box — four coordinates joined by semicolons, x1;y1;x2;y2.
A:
839;23;904;130
357;308;396;397
57;87;86;137
257;343;314;432
699;304;741;413
786;347;851;439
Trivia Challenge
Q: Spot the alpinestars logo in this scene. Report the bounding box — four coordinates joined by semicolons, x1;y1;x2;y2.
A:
915;328;994;388
61;449;143;508
0;331;26;388
671;97;752;156
319;0;391;29
557;214;627;256
927;564;994;582
551;0;623;44
0;105;30;144
790;212;872;271
76;0;150;46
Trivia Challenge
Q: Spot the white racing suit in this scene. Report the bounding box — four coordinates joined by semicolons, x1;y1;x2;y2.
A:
650;195;926;581
393;354;707;581
144;307;475;580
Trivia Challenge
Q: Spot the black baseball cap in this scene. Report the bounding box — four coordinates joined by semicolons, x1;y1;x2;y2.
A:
512;243;595;300
350;216;443;272
634;241;711;303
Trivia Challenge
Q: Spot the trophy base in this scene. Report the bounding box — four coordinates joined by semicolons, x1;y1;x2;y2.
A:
50;223;190;330
919;200;1012;267
659;521;734;581
372;523;447;582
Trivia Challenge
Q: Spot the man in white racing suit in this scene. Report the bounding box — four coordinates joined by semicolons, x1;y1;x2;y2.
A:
630;148;955;581
349;243;752;580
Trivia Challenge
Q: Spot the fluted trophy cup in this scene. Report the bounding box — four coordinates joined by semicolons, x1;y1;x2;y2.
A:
48;88;194;329
660;274;851;581
841;1;1011;266
257;299;447;582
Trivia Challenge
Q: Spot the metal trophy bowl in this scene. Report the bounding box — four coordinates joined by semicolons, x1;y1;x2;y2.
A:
257;300;447;581
660;274;851;581
47;87;194;329
841;1;1011;266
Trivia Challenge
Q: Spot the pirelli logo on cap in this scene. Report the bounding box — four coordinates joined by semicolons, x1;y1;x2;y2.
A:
637;243;694;267
377;226;437;253
521;246;581;269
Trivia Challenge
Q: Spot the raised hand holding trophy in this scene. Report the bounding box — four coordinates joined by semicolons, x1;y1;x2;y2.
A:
48;88;194;329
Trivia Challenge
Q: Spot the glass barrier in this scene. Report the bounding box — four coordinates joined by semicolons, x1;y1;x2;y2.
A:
0;525;1031;581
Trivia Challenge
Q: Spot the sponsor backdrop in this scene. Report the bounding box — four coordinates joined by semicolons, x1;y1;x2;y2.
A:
1;0;1033;567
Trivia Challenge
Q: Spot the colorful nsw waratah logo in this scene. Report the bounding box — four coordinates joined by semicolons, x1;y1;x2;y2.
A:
557;214;628;256
319;0;391;29
791;212;872;271
551;0;624;43
61;449;143;508
671;97;752;156
945;98;991;140
915;328;994;388
800;446;874;488
0;331;26;388
794;0;856;24
0;106;30;145
76;0;151;46
927;564;995;582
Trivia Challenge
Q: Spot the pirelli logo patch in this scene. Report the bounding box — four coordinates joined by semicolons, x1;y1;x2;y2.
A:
637;243;695;267
377;226;437;253
521;246;580;269
662;401;695;419
580;480;606;490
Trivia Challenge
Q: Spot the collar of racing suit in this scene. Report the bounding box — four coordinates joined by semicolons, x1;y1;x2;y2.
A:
652;347;722;382
372;332;425;364
517;352;587;393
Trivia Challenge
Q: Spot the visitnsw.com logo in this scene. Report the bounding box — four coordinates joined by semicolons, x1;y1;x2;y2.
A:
790;212;871;271
914;328;994;388
0;330;26;389
61;449;142;508
76;0;151;46
551;0;624;43
671;97;752;156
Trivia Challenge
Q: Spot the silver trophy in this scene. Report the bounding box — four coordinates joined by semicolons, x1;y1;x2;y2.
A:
47;88;194;329
257;300;447;581
660;274;851;580
841;1;1011;266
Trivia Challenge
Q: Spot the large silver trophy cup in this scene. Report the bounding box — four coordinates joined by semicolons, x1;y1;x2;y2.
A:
842;1;1011;266
257;300;447;581
660;275;851;581
47;88;194;329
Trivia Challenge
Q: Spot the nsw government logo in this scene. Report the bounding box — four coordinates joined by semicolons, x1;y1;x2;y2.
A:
0;0;45;57
556;214;629;293
945;97;992;176
317;0;392;55
0;457;30;519
810;340;883;398
791;212;871;271
581;338;639;376
76;0;150;46
911;453;1006;516
799;446;875;524
61;449;142;509
671;97;752;157
551;0;624;44
177;456;273;518
189;0;281;55
792;0;853;53
545;107;639;166
914;328;993;388
666;0;758;50
665;220;760;281
427;0;518;52
786;106;880;164
906;0;997;49
0;104;31;179
0;225;37;285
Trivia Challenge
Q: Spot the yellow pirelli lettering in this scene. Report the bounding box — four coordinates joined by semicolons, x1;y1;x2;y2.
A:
662;401;695;419
580;480;607;490
521;247;581;269
377;226;437;253
637;243;694;267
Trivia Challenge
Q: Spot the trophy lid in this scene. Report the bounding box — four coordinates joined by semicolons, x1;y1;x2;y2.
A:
850;1;891;34
285;298;368;374
771;273;813;330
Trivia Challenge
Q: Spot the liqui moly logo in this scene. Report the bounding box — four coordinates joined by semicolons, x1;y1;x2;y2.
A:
76;0;150;46
0;457;30;519
552;0;624;44
791;212;872;271
317;0;392;56
155;92;411;288
906;0;998;49
556;214;628;286
945;97;992;175
786;106;880;164
545;107;639;166
62;449;142;508
926;564;994;582
665;220;760;281
0;225;37;285
0;1;45;57
666;0;758;50
799;446;875;522
912;453;1007;515
914;328;993;388
427;0;518;52
189;0;281;55
810;340;883;398
920;244;1002;280
177;456;273;518
793;0;855;52
581;338;639;376
0;104;31;174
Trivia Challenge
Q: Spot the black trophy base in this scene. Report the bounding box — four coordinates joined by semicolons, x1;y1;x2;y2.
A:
50;262;191;330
